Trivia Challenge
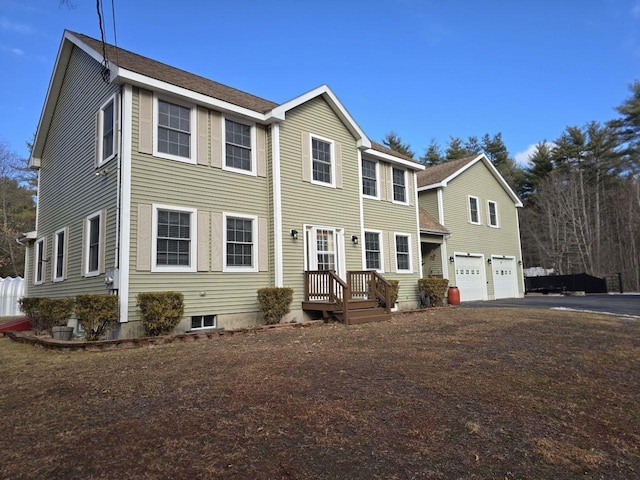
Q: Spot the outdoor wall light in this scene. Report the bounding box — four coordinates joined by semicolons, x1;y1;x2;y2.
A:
449;256;454;263
290;230;298;240
487;258;492;265
352;235;359;245
518;260;523;266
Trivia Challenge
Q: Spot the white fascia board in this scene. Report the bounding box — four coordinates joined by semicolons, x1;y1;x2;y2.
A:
363;149;424;171
112;68;280;123
417;183;444;192
269;85;371;149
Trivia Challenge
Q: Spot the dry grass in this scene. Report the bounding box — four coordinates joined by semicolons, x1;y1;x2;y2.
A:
1;307;638;479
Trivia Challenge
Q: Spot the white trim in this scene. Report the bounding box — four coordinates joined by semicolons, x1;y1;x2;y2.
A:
221;114;257;177
119;84;133;323
151;204;198;273
453;252;488;301
363;148;424;171
490;255;518;300
394;232;413;274
413;171;423;278
84;210;104;277
515;207;525;296
153;94;197;164
52;227;67;282
362;229;384;273
309;133;336;188
357;149;366;272
391;167;409;205
436;188;445;225
487;200;499;228
222;212;259;273
304;224;345;279
361;157;380;200
468;195;481;225
34;237;45;285
441;237;450;280
97;93;117;166
272;123;283;287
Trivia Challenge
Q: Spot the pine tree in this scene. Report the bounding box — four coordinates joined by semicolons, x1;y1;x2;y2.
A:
382;131;415;158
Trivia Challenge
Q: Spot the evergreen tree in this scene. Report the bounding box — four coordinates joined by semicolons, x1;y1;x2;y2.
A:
523;141;554;198
420;139;445;166
445;136;472;160
612;79;640;175
382;131;415;158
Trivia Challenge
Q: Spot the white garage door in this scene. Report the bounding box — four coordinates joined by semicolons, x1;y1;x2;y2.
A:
492;257;517;299
454;255;485;301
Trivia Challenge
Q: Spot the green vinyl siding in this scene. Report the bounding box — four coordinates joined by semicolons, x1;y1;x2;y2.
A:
419;190;440;222
279;96;362;308
127;88;271;323
27;46;119;299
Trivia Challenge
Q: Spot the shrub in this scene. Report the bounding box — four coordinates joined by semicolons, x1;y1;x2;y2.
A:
257;287;294;325
418;278;449;307
388;280;400;306
75;294;119;341
137;292;184;336
18;297;44;334
38;297;75;333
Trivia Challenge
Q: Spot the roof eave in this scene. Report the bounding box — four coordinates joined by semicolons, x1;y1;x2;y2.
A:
363;149;424;171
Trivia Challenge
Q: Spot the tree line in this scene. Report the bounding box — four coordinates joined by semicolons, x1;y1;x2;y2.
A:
383;80;640;291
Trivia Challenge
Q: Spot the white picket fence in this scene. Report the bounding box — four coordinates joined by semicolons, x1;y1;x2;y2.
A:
0;277;25;317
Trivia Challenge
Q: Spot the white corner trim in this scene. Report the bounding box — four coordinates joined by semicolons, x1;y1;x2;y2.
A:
118;84;133;323
272;123;284;287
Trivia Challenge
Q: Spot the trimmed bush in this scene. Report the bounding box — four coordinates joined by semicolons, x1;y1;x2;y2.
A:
38;297;75;333
257;287;294;325
75;294;119;341
137;292;184;336
18;297;44;334
418;278;449;307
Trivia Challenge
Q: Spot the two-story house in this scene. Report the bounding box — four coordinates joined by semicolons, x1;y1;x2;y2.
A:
417;155;525;302
25;31;424;337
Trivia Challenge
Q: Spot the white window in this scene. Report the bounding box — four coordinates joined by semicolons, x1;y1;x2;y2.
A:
487;200;499;227
34;237;45;285
223;213;258;272
98;95;116;165
223;117;256;175
84;210;104;276
154;96;196;163
191;314;217;330
395;233;413;273
468;196;481;225
152;205;197;273
53;228;67;282
361;159;378;198
392;168;407;204
364;231;383;272
310;135;335;187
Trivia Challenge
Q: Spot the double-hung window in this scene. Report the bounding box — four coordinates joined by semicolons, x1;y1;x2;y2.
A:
364;231;382;271
395;234;412;273
487;201;499;227
224;118;254;174
224;213;257;272
311;136;333;186
362;159;378;197
53;228;67;282
392;168;407;203
84;211;104;276
152;205;197;272
34;237;45;285
155;97;195;162
98;96;116;164
468;196;481;225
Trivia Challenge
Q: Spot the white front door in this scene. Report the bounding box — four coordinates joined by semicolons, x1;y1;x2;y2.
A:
454;255;486;302
492;257;517;299
306;226;345;278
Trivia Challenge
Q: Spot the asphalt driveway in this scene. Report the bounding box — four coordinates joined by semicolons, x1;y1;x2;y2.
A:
460;294;640;318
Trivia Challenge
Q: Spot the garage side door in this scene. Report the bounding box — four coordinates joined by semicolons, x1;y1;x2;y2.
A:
454;255;485;302
492;257;517;299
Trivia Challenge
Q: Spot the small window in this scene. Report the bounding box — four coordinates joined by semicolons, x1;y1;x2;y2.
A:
191;315;217;330
98;97;116;164
392;168;407;203
84;211;104;276
364;231;382;271
53;228;67;282
362;159;378;197
488;201;499;227
224;118;254;173
311;136;333;186
34;237;45;285
152;205;197;273
395;234;412;273
468;196;481;225
224;213;258;272
154;96;195;163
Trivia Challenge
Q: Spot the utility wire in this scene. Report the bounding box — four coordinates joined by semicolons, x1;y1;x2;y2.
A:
110;0;119;66
96;0;110;83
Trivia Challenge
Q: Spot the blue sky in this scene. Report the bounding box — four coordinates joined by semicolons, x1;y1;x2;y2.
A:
1;0;639;164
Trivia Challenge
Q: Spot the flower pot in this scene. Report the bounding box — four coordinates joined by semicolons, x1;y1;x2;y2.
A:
51;326;74;341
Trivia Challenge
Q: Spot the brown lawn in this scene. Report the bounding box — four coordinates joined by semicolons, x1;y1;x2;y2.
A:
0;307;638;479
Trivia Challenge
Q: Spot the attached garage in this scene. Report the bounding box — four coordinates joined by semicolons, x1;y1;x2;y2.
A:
491;256;517;299
454;255;486;301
